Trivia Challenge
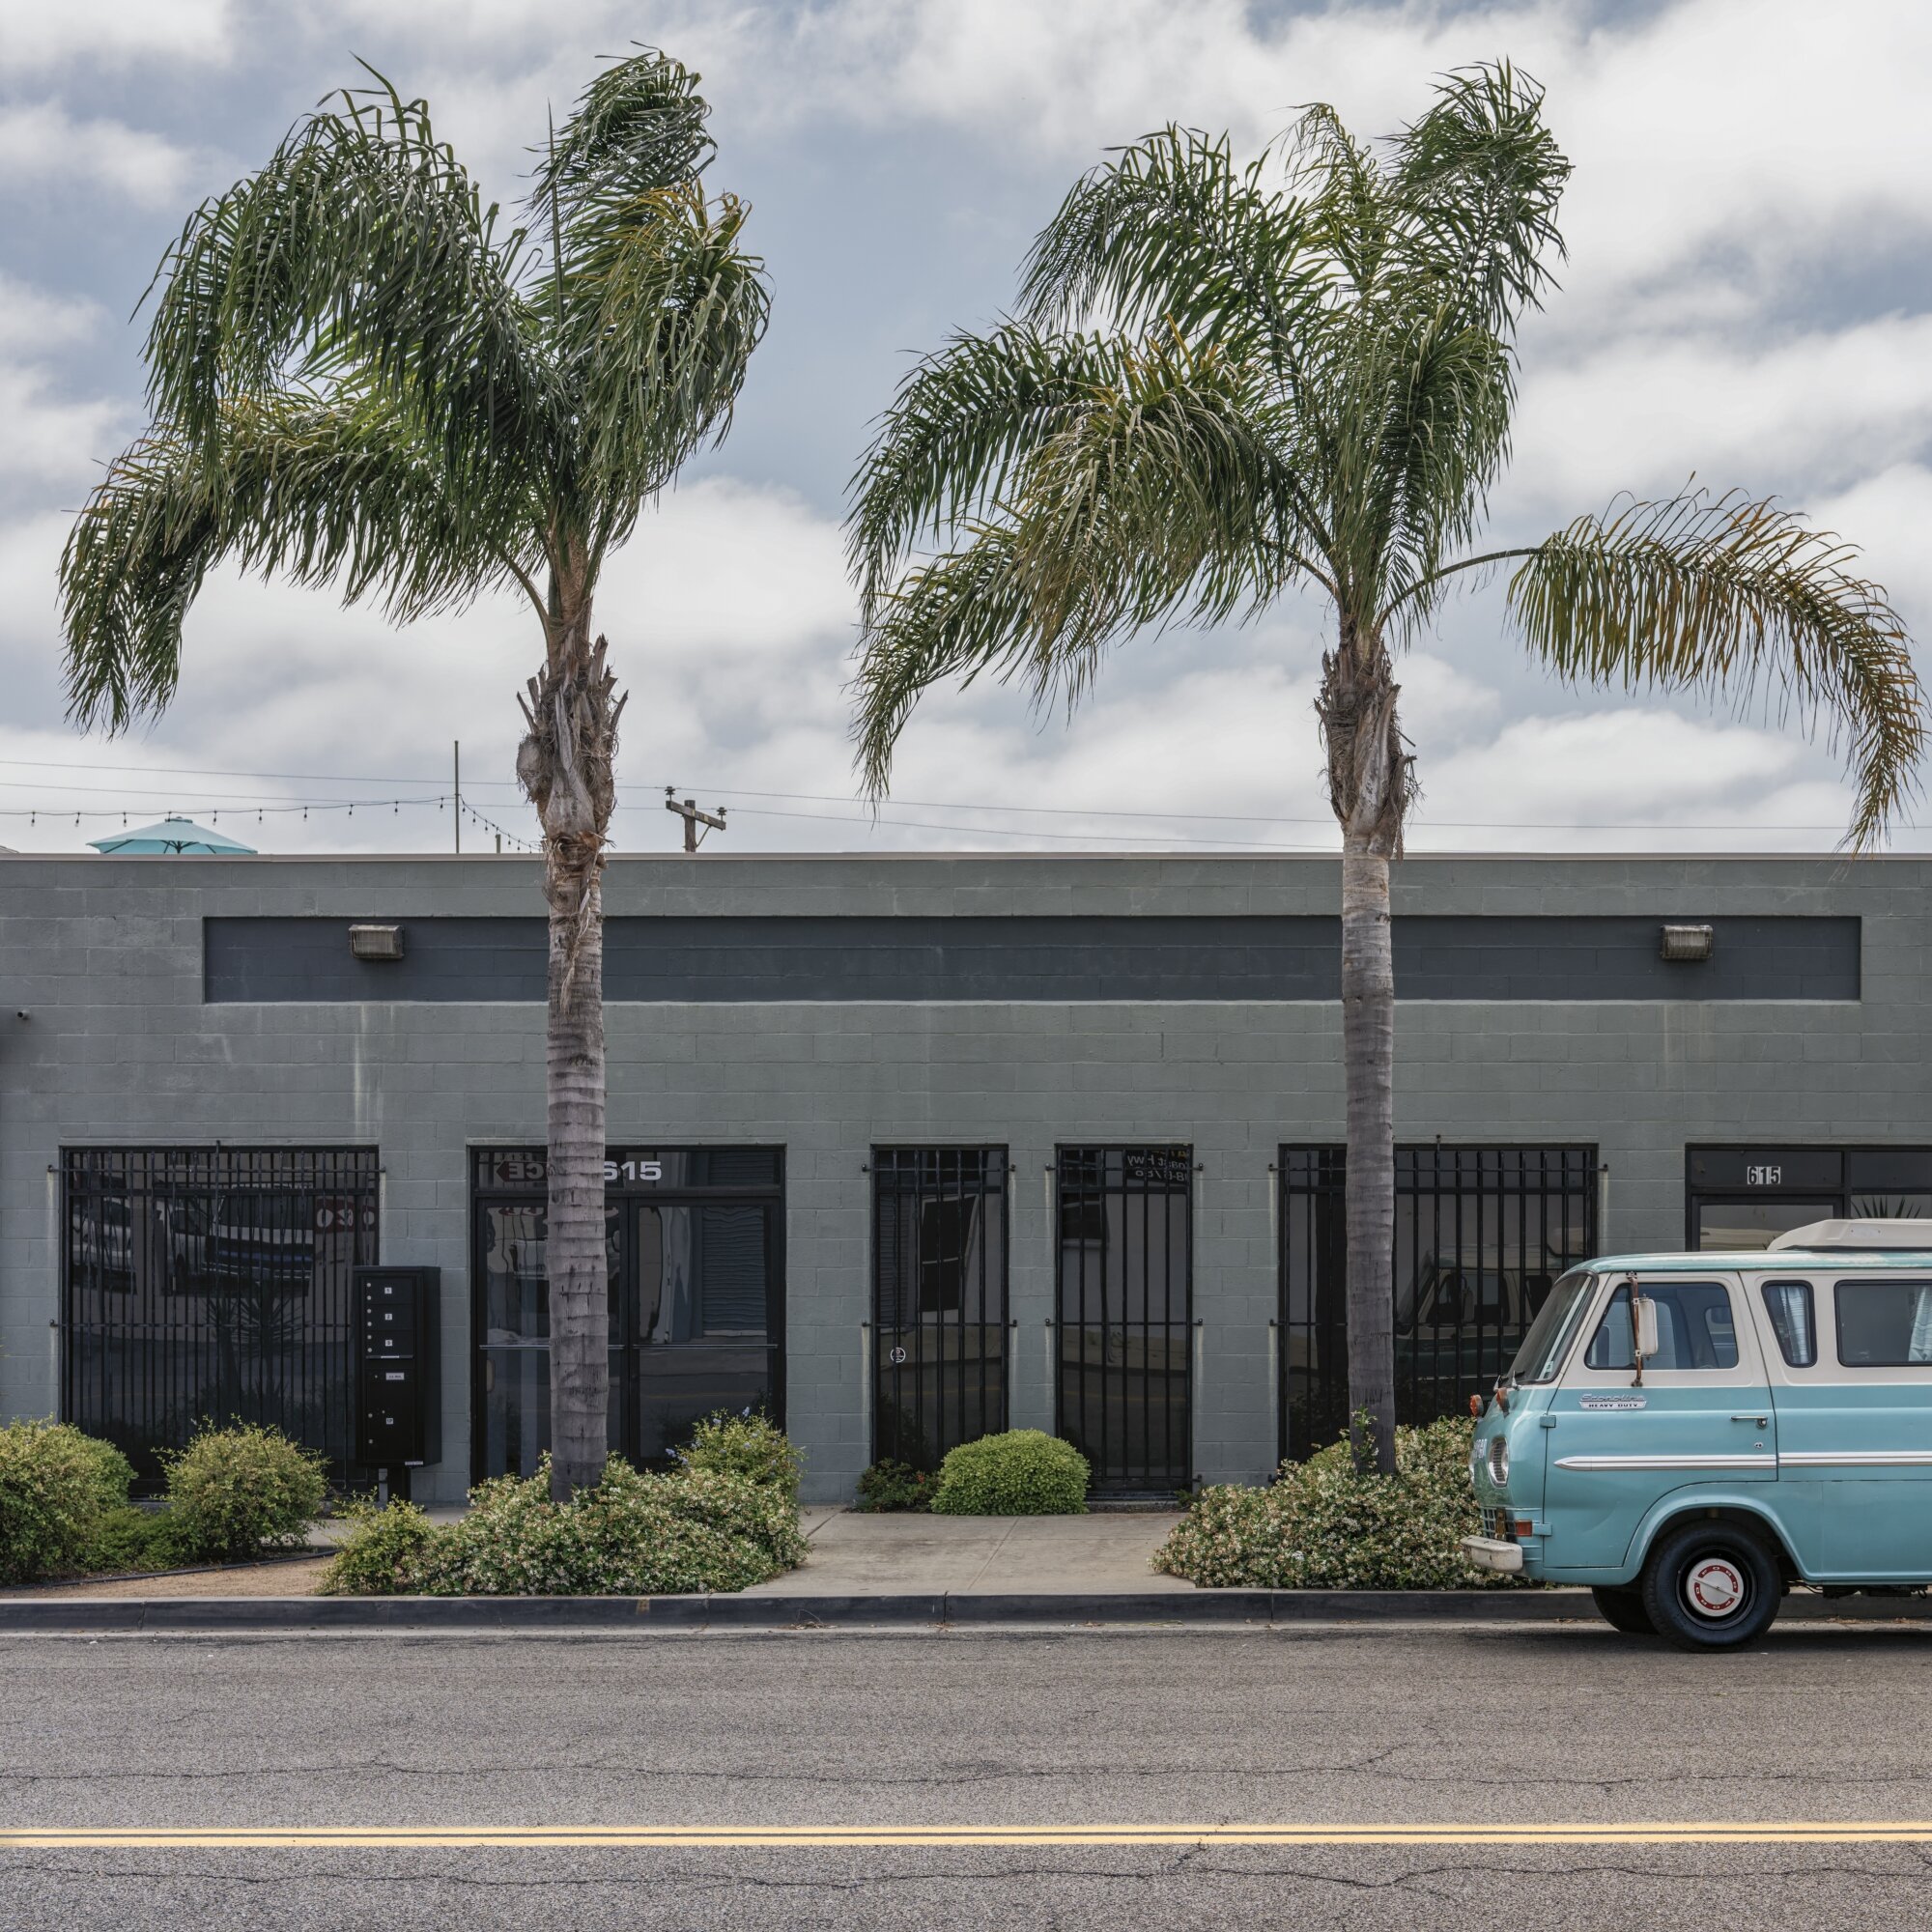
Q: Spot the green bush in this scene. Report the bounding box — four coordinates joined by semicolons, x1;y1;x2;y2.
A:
89;1504;182;1574
159;1423;328;1563
929;1430;1089;1517
677;1410;803;1506
318;1499;435;1597
328;1452;810;1598
415;1458;808;1597
1152;1415;1520;1590
0;1420;134;1583
854;1459;936;1512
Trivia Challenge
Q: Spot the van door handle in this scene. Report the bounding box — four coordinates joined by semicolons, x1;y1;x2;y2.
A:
1731;1413;1770;1427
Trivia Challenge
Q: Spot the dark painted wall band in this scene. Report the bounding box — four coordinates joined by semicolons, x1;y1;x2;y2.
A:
201;914;1861;1005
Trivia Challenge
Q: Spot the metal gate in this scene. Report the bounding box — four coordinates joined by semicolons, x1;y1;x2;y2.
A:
870;1148;1008;1469
62;1147;380;1484
1278;1144;1596;1460
1056;1145;1192;1494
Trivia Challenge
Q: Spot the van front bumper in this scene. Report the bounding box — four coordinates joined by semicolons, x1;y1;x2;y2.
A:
1460;1535;1523;1576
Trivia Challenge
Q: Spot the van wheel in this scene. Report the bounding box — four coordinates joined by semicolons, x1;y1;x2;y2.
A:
1590;1586;1656;1634
1639;1521;1781;1650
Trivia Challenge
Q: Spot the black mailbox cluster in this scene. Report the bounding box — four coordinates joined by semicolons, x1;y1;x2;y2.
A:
353;1266;441;1469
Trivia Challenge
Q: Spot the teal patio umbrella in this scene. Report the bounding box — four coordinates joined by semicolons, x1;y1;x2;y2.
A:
89;816;256;856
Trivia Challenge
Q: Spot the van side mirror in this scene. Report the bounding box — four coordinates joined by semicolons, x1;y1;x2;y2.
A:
1633;1293;1661;1380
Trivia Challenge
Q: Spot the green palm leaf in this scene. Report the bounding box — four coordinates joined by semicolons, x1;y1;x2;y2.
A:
1510;492;1925;844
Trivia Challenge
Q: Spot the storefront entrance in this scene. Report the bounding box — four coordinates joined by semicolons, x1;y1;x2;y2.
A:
470;1148;783;1481
1687;1147;1932;1250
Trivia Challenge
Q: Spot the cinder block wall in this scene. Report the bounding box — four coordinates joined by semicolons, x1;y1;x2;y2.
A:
1;851;1924;1503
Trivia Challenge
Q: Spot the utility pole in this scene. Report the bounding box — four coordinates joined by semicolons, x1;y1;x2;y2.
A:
664;786;726;854
453;741;461;855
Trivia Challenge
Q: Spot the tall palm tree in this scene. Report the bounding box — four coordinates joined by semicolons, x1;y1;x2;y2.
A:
847;64;1923;1471
60;50;770;1498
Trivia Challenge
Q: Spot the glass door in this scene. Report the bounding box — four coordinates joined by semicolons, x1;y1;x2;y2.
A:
628;1201;781;1462
471;1147;784;1482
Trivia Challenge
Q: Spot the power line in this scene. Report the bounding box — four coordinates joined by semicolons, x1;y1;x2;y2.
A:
0;763;1876;836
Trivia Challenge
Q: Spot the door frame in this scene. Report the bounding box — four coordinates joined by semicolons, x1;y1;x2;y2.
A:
467;1145;785;1484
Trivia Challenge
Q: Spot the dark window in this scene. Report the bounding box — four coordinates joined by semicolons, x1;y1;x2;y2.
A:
1585;1282;1739;1372
1279;1146;1596;1460
871;1149;1008;1470
1761;1280;1818;1368
1833;1280;1932;1367
61;1148;379;1485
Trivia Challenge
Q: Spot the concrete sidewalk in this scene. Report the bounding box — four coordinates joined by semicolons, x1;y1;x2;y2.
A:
743;1508;1190;1597
1;1506;1189;1603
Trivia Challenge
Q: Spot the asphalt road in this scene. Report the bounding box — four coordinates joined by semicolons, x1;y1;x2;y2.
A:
7;1618;1932;1929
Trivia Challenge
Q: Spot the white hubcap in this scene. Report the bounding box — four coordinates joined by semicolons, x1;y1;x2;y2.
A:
1685;1555;1747;1619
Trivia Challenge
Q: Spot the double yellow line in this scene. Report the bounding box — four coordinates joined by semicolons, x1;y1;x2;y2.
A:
6;1823;1932;1849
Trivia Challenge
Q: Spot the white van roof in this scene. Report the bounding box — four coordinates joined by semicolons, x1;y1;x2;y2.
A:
1766;1218;1932;1252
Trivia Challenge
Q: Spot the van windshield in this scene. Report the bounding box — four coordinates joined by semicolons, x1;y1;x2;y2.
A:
1506;1269;1596;1383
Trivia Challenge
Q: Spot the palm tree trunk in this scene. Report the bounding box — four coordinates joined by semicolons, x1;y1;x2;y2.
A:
1319;620;1407;1475
519;595;626;1500
542;842;608;1498
1340;837;1396;1472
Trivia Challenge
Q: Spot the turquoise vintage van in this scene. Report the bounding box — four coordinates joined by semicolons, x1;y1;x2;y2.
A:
1463;1220;1932;1648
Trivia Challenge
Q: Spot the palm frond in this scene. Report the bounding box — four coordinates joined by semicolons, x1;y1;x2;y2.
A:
850;529;1039;796
1508;491;1926;845
1389;61;1569;336
1283;102;1391;300
851;333;1307;790
1352;303;1515;623
1017;125;1327;364
144;69;554;479
529;46;714;241
62;392;534;730
560;183;770;544
847;327;1135;619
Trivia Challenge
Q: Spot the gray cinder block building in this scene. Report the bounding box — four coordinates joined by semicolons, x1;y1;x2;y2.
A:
3;850;1925;1504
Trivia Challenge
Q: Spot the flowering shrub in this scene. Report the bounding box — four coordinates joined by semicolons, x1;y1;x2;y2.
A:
1153;1415;1520;1590
854;1459;936;1512
676;1410;803;1507
317;1498;435;1597
325;1453;809;1597
930;1430;1089;1516
0;1420;135;1583
160;1423;329;1563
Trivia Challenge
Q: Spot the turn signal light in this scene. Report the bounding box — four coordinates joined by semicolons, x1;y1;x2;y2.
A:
1513;1518;1534;1538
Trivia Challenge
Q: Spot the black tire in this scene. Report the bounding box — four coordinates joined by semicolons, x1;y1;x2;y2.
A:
1590;1585;1657;1635
1639;1520;1781;1651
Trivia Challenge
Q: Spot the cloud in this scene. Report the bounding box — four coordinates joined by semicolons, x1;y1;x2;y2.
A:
0;275;99;355
0;102;200;207
1411;707;1869;853
0;0;234;69
1505;313;1932;514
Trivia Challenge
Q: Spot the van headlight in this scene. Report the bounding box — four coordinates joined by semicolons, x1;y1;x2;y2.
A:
1487;1436;1510;1488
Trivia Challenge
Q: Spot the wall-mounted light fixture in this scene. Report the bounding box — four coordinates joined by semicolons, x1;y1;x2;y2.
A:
1659;923;1715;962
348;923;405;962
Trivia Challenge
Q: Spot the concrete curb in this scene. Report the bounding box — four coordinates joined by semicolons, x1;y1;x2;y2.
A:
2;1587;1928;1631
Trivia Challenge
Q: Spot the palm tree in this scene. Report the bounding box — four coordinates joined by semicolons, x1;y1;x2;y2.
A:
846;64;1923;1472
60;50;770;1498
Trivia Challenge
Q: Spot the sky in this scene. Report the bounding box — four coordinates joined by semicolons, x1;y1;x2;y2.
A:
0;0;1927;859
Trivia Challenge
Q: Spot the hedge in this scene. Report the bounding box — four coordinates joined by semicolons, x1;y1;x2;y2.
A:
1152;1415;1520;1590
